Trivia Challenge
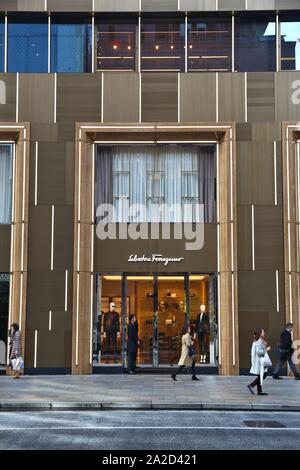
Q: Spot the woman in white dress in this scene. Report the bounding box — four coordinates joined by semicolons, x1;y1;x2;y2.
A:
247;328;272;396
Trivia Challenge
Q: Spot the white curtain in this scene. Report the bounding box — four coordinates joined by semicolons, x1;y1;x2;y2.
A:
95;145;216;223
0;145;13;224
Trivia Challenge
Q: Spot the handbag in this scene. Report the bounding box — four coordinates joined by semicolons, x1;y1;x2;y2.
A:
188;345;195;357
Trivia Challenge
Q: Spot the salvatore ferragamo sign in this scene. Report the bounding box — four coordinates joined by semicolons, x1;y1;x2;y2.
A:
128;254;184;266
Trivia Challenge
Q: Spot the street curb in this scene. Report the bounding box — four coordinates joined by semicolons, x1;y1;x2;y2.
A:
1;402;300;412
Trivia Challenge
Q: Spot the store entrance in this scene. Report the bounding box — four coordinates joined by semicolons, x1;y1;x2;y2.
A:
93;274;218;370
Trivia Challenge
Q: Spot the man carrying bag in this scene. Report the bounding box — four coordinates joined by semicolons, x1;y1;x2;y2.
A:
273;323;300;380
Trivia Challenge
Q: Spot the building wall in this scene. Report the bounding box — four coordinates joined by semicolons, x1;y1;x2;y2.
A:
0;1;299;372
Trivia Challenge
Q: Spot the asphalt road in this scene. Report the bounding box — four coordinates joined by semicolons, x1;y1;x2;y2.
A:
0;410;300;450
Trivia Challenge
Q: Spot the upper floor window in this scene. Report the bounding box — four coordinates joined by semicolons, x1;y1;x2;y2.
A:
8;13;48;73
51;14;92;72
0;17;4;72
95;145;216;223
235;13;276;72
141;16;185;72
0;144;13;225
188;15;232;72
280;13;300;71
96;17;137;71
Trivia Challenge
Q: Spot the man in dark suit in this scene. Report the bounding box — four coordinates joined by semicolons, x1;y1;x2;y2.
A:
273;323;300;380
127;314;139;374
197;304;210;363
103;302;120;362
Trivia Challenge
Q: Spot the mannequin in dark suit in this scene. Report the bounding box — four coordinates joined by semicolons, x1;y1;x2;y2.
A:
103;302;120;362
273;323;300;380
197;304;210;363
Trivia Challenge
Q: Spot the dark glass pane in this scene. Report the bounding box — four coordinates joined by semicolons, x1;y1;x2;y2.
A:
280;15;300;71
51;15;92;72
235;14;276;72
8;14;48;73
0;18;4;72
141;18;185;72
96;20;137;71
188;16;232;72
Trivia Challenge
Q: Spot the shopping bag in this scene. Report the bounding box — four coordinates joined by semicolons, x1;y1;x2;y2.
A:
11;356;24;371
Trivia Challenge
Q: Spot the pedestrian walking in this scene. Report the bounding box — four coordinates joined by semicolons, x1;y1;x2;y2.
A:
127;314;139;375
247;328;272;395
273;323;300;380
9;323;23;379
171;324;199;381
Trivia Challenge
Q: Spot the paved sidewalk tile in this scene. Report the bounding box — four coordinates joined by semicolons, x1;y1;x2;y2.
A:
0;374;299;411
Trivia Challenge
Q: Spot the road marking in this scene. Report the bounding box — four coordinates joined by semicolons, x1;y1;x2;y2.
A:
0;426;299;431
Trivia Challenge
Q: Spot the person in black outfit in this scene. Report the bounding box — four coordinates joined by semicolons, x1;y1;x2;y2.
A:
273;323;300;380
103;302;120;362
127;314;139;374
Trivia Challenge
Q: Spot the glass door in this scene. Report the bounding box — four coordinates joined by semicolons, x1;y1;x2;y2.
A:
126;276;154;366
157;275;187;366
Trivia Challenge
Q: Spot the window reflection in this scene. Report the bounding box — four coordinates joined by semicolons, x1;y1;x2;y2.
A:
141;17;185;72
188;16;232;72
235;14;276;72
8;13;48;73
96;19;137;71
51;14;92;73
280;15;300;71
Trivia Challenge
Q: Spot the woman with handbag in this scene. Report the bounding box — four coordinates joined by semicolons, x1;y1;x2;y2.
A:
9;323;23;379
247;328;272;395
171;324;199;381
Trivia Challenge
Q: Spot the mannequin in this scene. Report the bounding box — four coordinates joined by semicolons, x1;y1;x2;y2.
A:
197;304;210;363
103;302;120;363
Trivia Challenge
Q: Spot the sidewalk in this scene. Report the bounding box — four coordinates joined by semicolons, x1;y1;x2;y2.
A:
0;374;300;411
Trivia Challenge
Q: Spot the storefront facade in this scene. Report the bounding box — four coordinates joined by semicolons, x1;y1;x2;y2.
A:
0;0;300;376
